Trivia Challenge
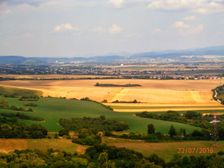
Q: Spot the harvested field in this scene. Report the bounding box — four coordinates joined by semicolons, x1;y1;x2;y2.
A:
0;139;27;153
0;79;224;112
0;138;86;154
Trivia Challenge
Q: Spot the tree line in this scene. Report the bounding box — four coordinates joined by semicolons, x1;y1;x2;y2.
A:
0;111;47;138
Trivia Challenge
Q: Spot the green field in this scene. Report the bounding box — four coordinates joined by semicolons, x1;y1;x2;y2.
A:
0;85;202;134
0;95;200;134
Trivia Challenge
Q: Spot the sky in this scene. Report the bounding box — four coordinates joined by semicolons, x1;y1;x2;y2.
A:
0;0;224;57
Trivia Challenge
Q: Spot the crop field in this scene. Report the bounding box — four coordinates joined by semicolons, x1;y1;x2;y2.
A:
1;137;224;162
1;78;224;112
1;79;224;163
103;137;224;161
0;138;86;154
0;86;199;134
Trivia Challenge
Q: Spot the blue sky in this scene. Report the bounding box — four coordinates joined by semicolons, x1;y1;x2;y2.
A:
0;0;224;57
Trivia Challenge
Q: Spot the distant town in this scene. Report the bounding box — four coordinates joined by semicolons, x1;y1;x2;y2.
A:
0;62;223;80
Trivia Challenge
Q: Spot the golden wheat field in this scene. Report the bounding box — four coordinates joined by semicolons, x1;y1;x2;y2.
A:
0;78;224;112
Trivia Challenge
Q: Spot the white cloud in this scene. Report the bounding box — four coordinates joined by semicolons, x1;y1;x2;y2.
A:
174;15;203;35
147;0;224;14
109;0;124;8
53;23;78;32
109;24;123;33
174;21;204;35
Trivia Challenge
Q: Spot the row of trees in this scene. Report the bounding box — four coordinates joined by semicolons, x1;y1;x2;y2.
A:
136;111;224;141
80;97;113;111
147;124;179;138
0;98;34;112
0;124;47;138
0;112;44;121
147;123;224;141
114;123;217;141
0;110;47;139
95;82;141;87
112;99;139;103
137;111;211;128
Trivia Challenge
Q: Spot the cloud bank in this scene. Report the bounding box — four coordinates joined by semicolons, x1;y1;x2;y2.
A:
147;0;224;14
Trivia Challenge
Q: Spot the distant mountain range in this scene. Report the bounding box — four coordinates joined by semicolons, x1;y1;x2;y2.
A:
131;46;224;58
0;46;224;64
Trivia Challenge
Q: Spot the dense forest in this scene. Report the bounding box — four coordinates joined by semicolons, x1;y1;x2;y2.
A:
59;116;129;145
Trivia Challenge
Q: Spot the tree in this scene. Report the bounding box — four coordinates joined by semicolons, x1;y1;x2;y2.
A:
100;115;106;120
9;152;46;167
133;99;138;103
184;111;201;119
98;152;109;168
59;129;69;136
208;156;224;168
29;124;48;138
147;124;155;134
0;159;7;168
148;154;165;167
180;128;186;137
102;99;108;103
169;125;176;138
136;159;162;168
